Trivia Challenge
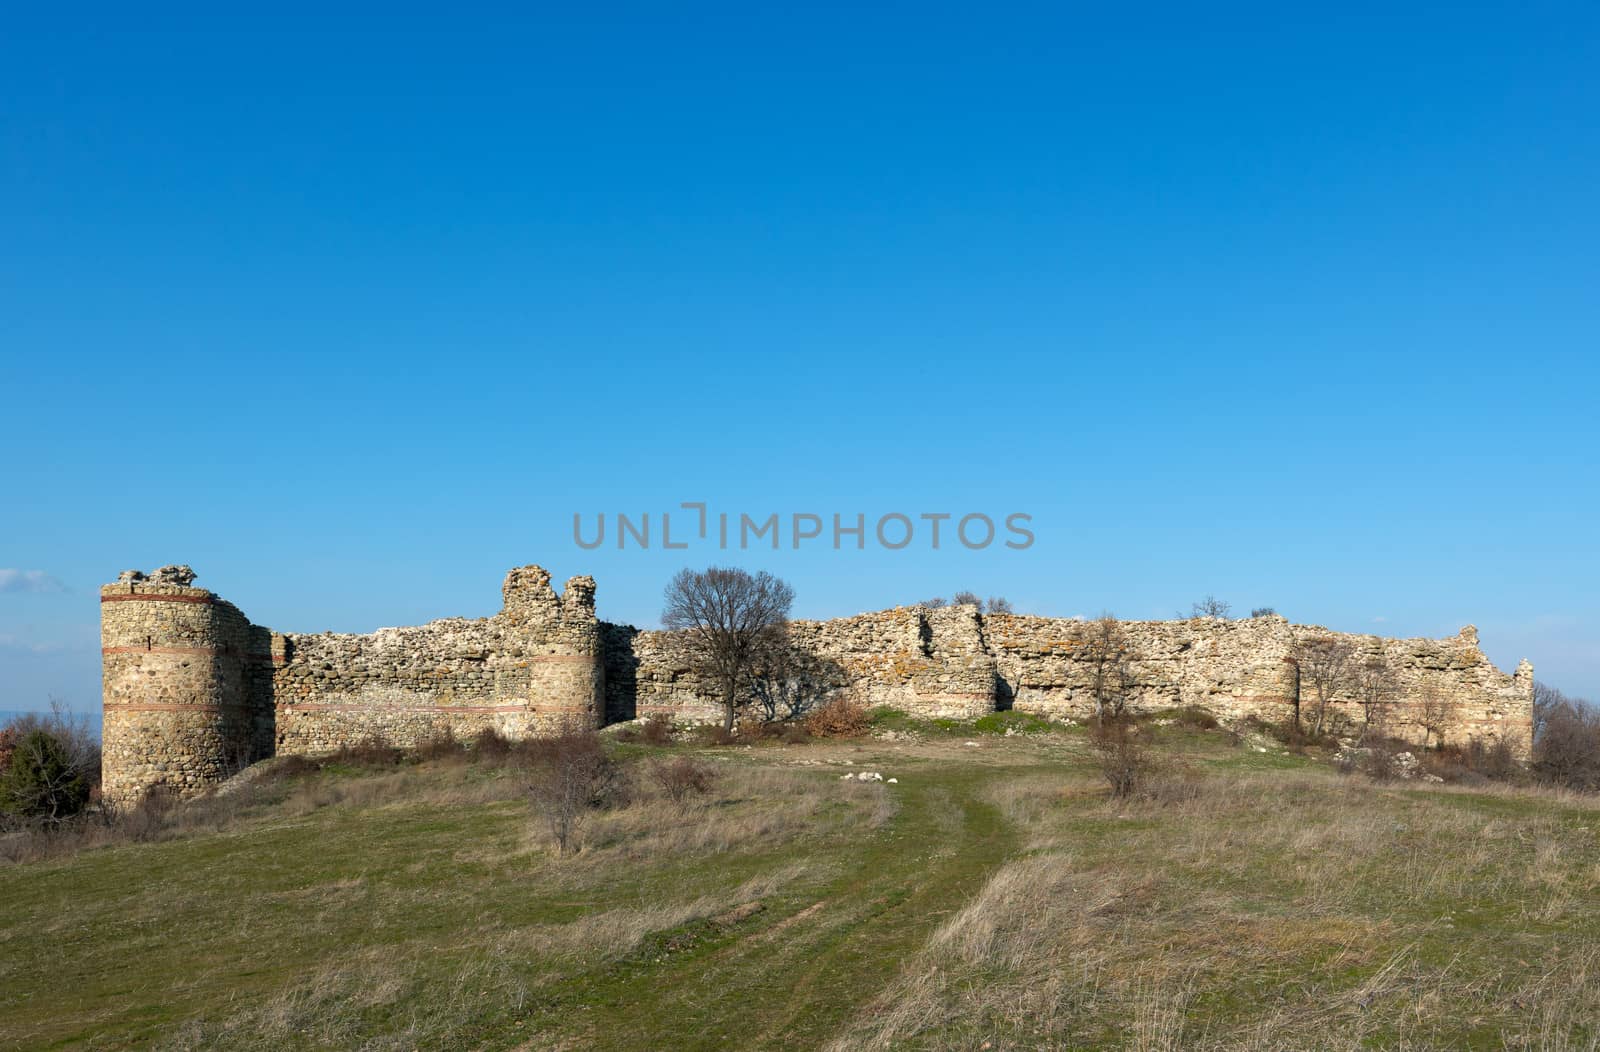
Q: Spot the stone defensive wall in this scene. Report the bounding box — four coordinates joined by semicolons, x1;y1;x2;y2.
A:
613;606;1533;748
103;563;1534;802
101;564;602;803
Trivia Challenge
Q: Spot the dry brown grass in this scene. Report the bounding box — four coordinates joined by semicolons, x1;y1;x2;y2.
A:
831;767;1600;1050
805;698;870;738
569;764;892;862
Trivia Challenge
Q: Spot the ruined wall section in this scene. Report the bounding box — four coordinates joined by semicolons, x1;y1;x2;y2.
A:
987;614;1530;746
273;566;602;752
985;614;1300;718
104;563;1533;801
616;603;1000;722
620;607;1533;750
103;564;603;801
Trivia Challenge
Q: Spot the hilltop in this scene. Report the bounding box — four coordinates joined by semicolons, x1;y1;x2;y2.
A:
3;712;1596;1050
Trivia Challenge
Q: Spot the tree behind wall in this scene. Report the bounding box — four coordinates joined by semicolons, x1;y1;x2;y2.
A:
1351;657;1397;741
1076;614;1136;721
1292;636;1355;737
662;566;796;731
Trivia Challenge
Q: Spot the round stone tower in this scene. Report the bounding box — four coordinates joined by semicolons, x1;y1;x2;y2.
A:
498;566;603;734
100;566;266;803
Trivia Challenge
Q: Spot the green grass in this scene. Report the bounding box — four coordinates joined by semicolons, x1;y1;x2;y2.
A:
3;730;1598;1050
868;705;1074;738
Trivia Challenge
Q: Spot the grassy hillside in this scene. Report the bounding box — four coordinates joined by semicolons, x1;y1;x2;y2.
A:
2;722;1597;1050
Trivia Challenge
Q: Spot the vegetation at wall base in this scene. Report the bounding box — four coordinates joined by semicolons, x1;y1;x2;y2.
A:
6;702;1600;1049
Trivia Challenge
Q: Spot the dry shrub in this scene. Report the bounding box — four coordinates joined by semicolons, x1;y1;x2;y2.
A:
698;724;739;746
805;698;869;739
648;756;717;804
1535;704;1600;792
412;728;466;763
613;714;676;745
245;754;323;787
524;731;628;855
1425;736;1524;785
0;779;286;866
1172;706;1219;731
327;735;403;769
1334;733;1409;782
1090;716;1150;799
640;714;676;744
471;727;514;761
115;787;182;842
735;719;784;743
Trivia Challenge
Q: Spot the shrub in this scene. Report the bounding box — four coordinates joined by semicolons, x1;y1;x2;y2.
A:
648;756;717;803
327;735;404;769
1172;706;1219;731
472;727;514;761
1090;716;1150;799
0;729;94;821
1347;741;1400;782
1534;704;1600;792
524;731;627;855
116;787;181;843
413;728;466;763
640;714;675;745
1444;737;1522;783
0;705;100;823
258;754;322;782
805;698;870;739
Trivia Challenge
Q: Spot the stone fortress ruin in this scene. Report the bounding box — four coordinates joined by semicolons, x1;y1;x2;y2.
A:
101;563;1535;803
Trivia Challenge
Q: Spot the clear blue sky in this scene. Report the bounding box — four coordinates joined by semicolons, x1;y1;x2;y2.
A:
3;3;1598;720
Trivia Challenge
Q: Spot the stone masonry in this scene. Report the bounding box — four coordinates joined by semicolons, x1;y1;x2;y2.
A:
102;564;1533;802
101;565;602;803
617;607;1533;749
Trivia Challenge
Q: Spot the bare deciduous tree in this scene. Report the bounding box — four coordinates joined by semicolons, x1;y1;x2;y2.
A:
920;593;1014;614
1533;690;1600;791
1186;595;1232;620
1077;614;1136;721
662;566;795;731
1533;680;1570;745
1292;636;1355;737
1351;656;1397;741
1415;687;1451;749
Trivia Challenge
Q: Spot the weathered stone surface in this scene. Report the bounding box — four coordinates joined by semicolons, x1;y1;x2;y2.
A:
101;565;602;803
617;608;1532;751
102;564;1533;803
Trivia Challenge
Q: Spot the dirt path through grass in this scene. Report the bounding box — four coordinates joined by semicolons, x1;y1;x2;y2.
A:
522;763;1021;1050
